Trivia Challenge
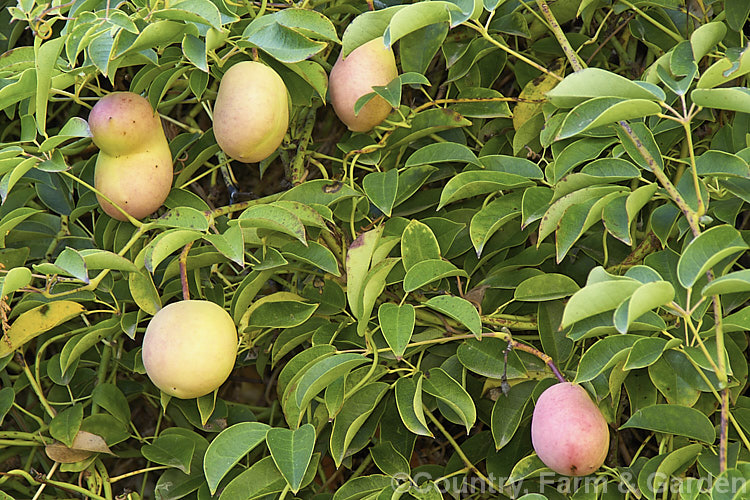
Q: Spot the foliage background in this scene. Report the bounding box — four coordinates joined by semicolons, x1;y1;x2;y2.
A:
1;0;750;498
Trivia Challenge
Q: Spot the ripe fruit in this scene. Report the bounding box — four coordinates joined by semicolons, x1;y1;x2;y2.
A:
329;37;398;132
213;61;289;163
88;92;173;221
141;300;238;399
531;382;609;476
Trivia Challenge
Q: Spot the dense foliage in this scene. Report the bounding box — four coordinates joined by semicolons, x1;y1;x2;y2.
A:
1;0;750;498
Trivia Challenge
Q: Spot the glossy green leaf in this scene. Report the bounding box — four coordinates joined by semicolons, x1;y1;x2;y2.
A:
330;383;389;466
546;68;664;107
623;337;670;370
561;279;641;328
1;266;31;298
613;281;675;334
294;353;369;415
0;387;14;427
401;220;441;270
363;169;398;217
91;383;131;425
677;225;748;288
218;456;285;499
691;88;750;113
422;368;476;433
50;404;84;448
203;422;270;494
469;191;523;256
438;171;533;209
702;269;750;296
424;295;481;337
575;335;642;383
491;380;536;450
514;273;580;301
267;423;316;493
141;434;196;474
405;142;480;168
346;226;382;320
403;259;468;293
556;97;661;140
378;303;415;359
394;376;432;437
620;405;715;443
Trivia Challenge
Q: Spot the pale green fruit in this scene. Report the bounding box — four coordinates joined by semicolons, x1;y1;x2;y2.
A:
142;300;238;399
329;37;398;132
213;61;290;163
89;92;173;221
531;382;610;476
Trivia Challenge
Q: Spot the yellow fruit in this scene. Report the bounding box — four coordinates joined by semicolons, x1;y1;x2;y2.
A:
329;37;398;132
531;382;610;476
213;61;290;163
88;92;173;221
141;300;238;399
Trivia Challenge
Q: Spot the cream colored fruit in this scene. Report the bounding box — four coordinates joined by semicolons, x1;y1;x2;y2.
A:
88;92;173;221
142;300;238;399
531;382;609;476
329;37;398;132
213;61;289;163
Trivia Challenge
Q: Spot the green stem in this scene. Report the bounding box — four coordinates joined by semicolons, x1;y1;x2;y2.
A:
535;0;584;71
1;470;107;500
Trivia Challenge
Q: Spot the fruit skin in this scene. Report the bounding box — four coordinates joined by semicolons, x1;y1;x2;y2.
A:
329;37;398;132
531;382;609;476
213;61;289;163
141;300;238;399
89;92;173;221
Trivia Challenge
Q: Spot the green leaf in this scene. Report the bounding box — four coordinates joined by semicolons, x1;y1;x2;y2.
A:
155;206;210;231
469;191;523;256
394;376;432;437
491;380;536;450
623;337;670;370
424;295;481;337
401;220;441;271
574;335;642;383
242;20;327;63
456;338;526;379
237;205;306;244
141;434;196;474
546;68;664;107
0;301;85;357
383;1;454;47
274;8;339;42
332;475;393;500
357;258;400;335
294;353;370;418
330;382;389;466
1;266;31;298
403;259;468;293
267;423;316;493
514;274;580;301
620;405;715;443
696;43;750;89
677;225;748;288
246;299;318;329
54;247;89;283
34;36;66;136
695;150;749;177
218;455;286;499
691;88;750;113
346;226;382;320
556;97;661;140
91;383;131;425
0;387;14;427
50;404;84;448
378;303;415;359
370;442;410;476
561;278;641;328
154;0;222;29
451;87;512;118
702;269;750;296
203;422;270;494
363;169;398;217
128;270;162;316
612;281;675;334
438;171;533;209
282;240;340;276
143;229;202;273
422;368;476;433
405;143;480;168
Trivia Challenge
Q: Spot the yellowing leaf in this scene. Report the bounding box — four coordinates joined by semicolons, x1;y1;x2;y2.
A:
0;301;85;356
